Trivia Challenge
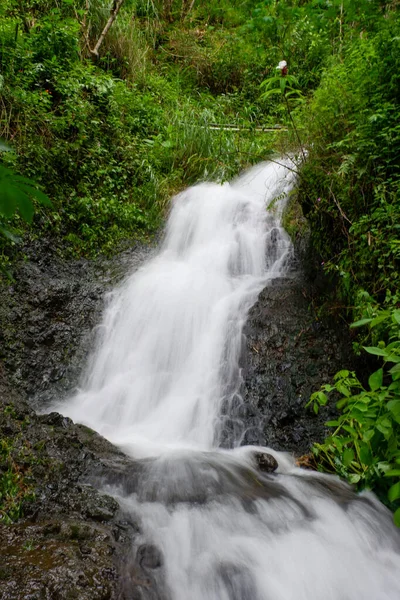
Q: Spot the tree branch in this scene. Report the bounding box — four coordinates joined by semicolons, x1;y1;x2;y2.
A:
90;0;125;59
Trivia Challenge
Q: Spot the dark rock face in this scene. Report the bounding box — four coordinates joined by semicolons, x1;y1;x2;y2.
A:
0;242;159;599
0;378;168;599
242;273;353;455
0;239;152;409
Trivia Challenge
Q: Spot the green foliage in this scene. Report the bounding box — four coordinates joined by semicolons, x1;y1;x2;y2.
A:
0;407;36;524
298;14;400;317
0;0;277;259
0;140;52;275
307;308;400;526
0;163;52;224
0;0;398;268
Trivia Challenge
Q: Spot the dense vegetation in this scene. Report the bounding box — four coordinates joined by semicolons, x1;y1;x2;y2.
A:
295;3;400;523
1;0;399;523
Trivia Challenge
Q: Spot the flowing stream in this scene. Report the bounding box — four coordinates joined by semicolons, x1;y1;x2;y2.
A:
61;161;400;599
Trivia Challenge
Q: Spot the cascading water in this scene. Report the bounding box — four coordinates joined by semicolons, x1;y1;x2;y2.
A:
60;161;400;600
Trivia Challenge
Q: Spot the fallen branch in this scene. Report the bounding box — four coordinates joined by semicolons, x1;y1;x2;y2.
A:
200;124;288;132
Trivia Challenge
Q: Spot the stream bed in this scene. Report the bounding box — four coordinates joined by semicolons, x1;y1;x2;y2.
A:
1;161;399;599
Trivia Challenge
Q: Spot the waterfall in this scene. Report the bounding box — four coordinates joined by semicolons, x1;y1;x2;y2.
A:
62;161;294;455
60;160;400;600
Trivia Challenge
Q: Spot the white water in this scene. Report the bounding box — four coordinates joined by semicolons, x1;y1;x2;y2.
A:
63;161;294;454
60;161;400;600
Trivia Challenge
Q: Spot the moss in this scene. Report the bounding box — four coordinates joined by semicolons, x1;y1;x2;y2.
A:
282;194;309;242
0;403;48;523
78;424;97;437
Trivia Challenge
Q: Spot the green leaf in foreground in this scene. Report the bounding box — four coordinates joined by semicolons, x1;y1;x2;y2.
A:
0;164;52;252
308;308;400;525
388;481;400;503
394;508;400;528
369;368;383;391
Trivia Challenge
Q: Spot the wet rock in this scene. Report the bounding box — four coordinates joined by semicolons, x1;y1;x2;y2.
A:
242;265;357;455
0;378;141;599
137;544;163;569
254;452;278;473
0;239;152;409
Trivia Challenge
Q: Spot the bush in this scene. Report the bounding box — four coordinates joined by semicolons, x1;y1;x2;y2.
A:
307;308;400;526
298;16;400;316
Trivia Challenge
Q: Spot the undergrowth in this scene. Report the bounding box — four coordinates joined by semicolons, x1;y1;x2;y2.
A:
0;405;36;524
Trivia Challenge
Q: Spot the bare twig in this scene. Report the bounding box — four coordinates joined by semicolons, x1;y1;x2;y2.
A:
283;94;306;162
182;0;196;20
91;0;125;59
330;187;352;225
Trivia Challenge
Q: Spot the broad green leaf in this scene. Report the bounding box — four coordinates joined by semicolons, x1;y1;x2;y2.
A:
17;184;52;206
394;508;400;528
362;429;375;442
350;318;372;328
342;425;357;437
343;448;355;466
325;420;340;427
0;184;18;218
335;370;350;379
348;474;361;484
359;444;372;466
14;191;34;223
384;469;400;477
336;383;351;397
370;314;390;327
384;354;400;364
388;482;400;503
376;423;391;438
260;88;282;100
386;342;400;351
363;346;388;357
369;368;383;391
387;400;400;424
336;397;349;409
285;90;304;99
388;376;400;387
260;76;281;89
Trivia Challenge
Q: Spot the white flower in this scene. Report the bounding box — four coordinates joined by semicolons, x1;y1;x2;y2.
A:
276;60;287;70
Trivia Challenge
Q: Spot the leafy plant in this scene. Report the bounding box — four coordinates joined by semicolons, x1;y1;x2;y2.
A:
0;140;52;276
307;308;400;526
260;68;306;159
0;436;35;524
297;15;400;318
0;163;52;227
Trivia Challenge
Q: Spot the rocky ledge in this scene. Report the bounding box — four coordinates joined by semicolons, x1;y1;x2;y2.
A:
0;372;172;599
242;272;355;455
